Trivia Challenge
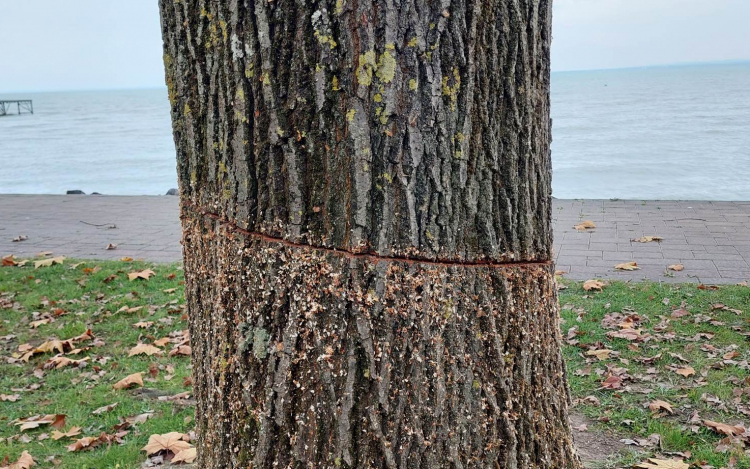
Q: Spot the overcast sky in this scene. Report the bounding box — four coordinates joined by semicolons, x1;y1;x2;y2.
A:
2;0;749;92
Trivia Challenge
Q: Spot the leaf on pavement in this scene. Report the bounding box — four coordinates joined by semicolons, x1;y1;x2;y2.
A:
614;261;640;271
632;236;663;243
668;264;684;271
573;220;596;231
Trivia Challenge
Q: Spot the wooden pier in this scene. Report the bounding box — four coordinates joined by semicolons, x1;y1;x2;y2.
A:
0;100;33;116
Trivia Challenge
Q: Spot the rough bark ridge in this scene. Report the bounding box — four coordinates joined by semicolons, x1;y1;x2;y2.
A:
161;0;580;467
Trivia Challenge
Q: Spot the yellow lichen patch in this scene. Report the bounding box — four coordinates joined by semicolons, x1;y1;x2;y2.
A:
346;108;356;122
332;76;340;91
314;31;337;50
245;64;254;79
409;79;417;91
376;51;397;84
356;50;377;87
373;93;382;103
219;20;228;43
408;37;418;47
183;103;192;115
442;67;461;110
335;0;344;15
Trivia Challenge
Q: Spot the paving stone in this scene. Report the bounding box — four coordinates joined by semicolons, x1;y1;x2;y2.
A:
3;196;750;284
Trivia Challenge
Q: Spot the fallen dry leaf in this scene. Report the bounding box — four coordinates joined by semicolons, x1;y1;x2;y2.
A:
128;343;163;357
142;432;193;456
51;427;82;440
113;372;144;390
573;220;596;231
632;236;663;243
128;269;156;281
106;243;117;250
668;264;684;272
648;400;674;414
675;366;695;377
13;414;66;432
583;279;606;291
635;458;689;469
92;403;118;415
585;349;613;361
614;261;640;271
172;447;197;464
12;235;29;242
1;394;21;402
33;256;65;269
169;345;192;357
0;450;35;469
703;419;745;436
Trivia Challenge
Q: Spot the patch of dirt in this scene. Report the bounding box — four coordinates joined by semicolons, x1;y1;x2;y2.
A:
571;412;635;467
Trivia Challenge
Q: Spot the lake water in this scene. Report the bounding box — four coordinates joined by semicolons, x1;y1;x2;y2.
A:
1;62;748;199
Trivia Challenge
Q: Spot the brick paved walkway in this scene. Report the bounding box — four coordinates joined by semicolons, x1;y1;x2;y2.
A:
1;196;749;284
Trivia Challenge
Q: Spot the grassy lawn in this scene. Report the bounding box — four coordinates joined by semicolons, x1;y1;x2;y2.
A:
1;257;749;468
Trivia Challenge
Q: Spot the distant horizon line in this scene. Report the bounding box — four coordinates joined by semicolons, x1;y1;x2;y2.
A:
2;58;748;95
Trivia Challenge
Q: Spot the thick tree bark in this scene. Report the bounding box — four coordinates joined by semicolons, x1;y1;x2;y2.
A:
160;0;580;467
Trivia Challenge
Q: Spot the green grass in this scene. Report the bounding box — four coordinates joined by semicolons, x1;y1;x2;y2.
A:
1;259;749;468
559;278;750;468
1;259;191;468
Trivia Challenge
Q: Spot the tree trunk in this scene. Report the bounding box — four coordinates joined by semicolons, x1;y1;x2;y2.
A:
160;0;580;468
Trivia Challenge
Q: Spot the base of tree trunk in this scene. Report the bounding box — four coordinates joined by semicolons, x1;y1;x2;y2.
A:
181;206;581;469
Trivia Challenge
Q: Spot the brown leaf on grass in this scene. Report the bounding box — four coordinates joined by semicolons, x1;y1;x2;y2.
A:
13;414;66;431
172;447;197;464
29;318;52;329
153;337;171;347
698;284;719;290
65;432;127;452
647;400;674;414
585;349;613;361
675;366;695;377
573;220;596;231
703;419;746;436
103;274;118;283
668;264;684;271
33;256;65;269
601;375;623;390
632;236;663;243
133;321;154;329
583;279;606;291
635;458;689;469
51;427;82;440
169;345;192;357
91;403;118;415
142;432;193;455
128;269;156;281
2;255;26;267
128;344;163;357
113;372;144;390
120;257;134;262
1;394;21;402
43;356;89;370
614;261;640;271
0;451;35;469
